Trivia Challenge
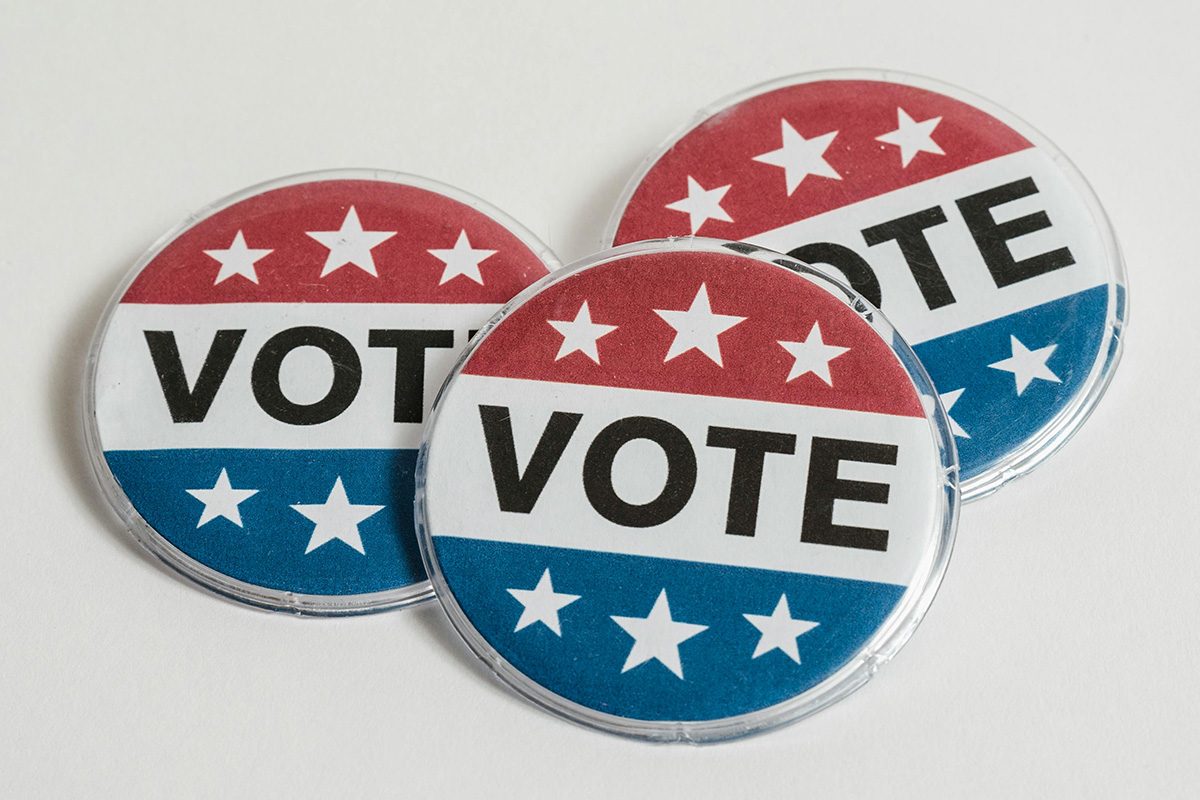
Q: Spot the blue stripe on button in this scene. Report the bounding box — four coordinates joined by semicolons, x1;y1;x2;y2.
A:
434;536;906;722
913;283;1113;480
104;448;424;596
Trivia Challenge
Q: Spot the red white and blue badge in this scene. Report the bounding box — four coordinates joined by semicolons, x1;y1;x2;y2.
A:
607;71;1126;500
85;170;556;614
417;240;957;740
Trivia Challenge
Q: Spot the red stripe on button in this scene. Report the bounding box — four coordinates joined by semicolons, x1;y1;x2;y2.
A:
613;79;1032;244
464;250;926;418
121;180;550;304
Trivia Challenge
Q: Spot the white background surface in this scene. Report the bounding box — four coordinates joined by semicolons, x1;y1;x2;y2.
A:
1;1;1195;796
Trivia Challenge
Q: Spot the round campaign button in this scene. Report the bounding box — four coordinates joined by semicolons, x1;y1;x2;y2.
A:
85;170;557;615
607;70;1126;500
417;239;957;741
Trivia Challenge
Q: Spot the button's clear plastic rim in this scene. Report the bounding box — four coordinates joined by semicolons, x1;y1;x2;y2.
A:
601;68;1128;503
415;237;960;742
82;168;561;617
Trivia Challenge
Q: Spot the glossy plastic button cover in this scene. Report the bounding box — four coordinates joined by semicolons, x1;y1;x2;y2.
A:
417;239;957;741
608;71;1126;500
85;169;557;614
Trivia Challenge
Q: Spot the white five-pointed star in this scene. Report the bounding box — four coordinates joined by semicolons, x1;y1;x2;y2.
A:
876;107;946;168
923;388;970;438
743;594;820;664
547;301;618;363
753;119;841;194
428;230;496;285
664;176;733;234
507;569;581;636
654;283;746;367
777;322;851;385
989;335;1062;396
185;468;259;528
306;207;396;278
611;590;707;679
290;477;384;555
203;230;273;285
